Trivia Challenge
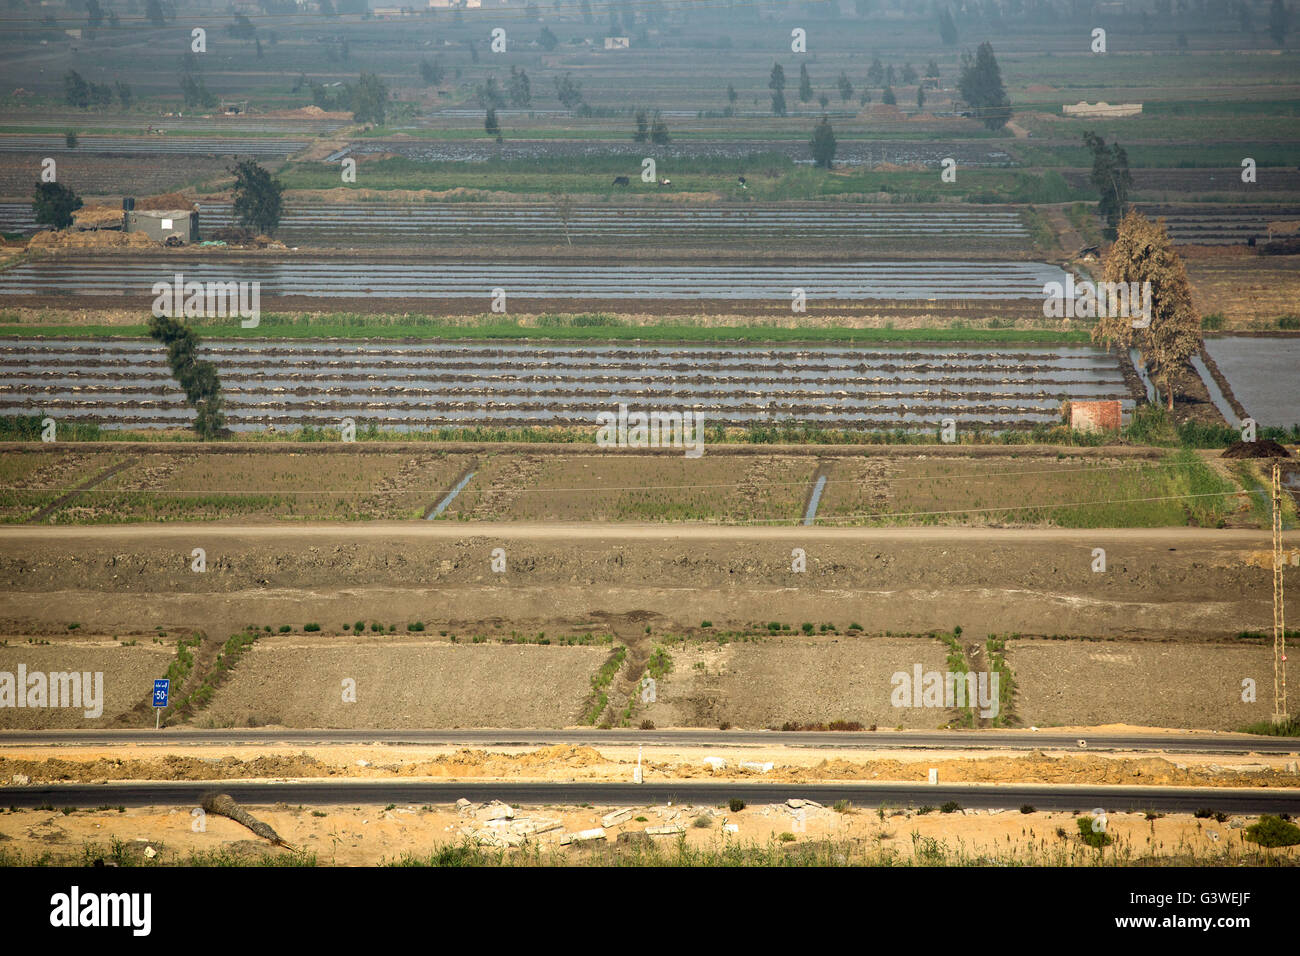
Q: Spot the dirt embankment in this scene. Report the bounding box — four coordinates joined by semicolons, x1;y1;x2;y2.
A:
2;743;1297;788
0;525;1281;642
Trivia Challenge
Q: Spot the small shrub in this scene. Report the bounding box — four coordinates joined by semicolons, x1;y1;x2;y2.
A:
1076;816;1113;848
407;622;425;632
728;798;746;813
1020;804;1035;814
370;622;383;633
701;620;712;628
801;622;815;634
639;719;654;730
278;625;291;633
916;806;935;815
692;814;712;829
303;623;320;632
939;801;961;814
779;832;796;842
833;799;851;813
354;620;365;633
1278;315;1300;330
718;721;731;730
1244;814;1300;847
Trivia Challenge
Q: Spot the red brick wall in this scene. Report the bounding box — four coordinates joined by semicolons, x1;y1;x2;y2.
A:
1070;400;1122;432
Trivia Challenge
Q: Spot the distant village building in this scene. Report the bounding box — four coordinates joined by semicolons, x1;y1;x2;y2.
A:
74;201;198;244
126;209;198;244
1062;101;1143;118
604;36;630;49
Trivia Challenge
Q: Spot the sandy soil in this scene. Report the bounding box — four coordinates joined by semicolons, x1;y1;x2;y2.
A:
2;741;1297;787
1009;640;1281;730
3;800;1290;867
643;637;952;729
199;639;609;729
0;641;172;729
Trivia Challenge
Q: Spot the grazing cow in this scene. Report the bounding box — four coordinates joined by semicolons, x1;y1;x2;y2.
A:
612;175;630;186
738;175;747;188
658;178;671;187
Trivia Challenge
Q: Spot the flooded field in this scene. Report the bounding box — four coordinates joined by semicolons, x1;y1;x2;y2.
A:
1136;203;1300;244
0;135;306;158
0;202;1030;251
1203;336;1300;427
0;339;1135;431
340;138;1016;167
0;257;1067;302
0;155;234;204
182;202;1029;249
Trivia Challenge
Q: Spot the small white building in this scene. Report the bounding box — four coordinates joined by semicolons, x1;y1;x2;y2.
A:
126;209;198;243
604;36;630;50
1063;101;1143;118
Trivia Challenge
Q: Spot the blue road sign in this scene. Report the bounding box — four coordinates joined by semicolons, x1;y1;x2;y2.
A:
153;679;170;708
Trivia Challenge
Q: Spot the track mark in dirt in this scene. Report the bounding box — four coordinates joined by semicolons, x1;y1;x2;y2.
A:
802;461;832;525
28;457;138;524
423;462;478;520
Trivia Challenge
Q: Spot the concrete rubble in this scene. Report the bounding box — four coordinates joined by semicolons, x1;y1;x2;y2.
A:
646;825;686;836
600;808;633;828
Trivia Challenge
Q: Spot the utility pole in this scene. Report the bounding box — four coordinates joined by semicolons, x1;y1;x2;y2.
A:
1274;460;1288;724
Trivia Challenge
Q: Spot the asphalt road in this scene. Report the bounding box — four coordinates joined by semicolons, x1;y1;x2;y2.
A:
6;780;1299;813
2;728;1296;754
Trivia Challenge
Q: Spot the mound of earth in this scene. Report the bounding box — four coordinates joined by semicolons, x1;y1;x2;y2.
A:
1222;439;1292;458
136;192;196;212
28;229;156;250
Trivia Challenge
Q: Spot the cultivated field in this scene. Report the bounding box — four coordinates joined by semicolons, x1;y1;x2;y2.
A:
0;338;1137;432
0;446;1264;530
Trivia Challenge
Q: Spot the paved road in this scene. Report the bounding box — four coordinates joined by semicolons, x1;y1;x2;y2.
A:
2;728;1296;754
5;779;1298;812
